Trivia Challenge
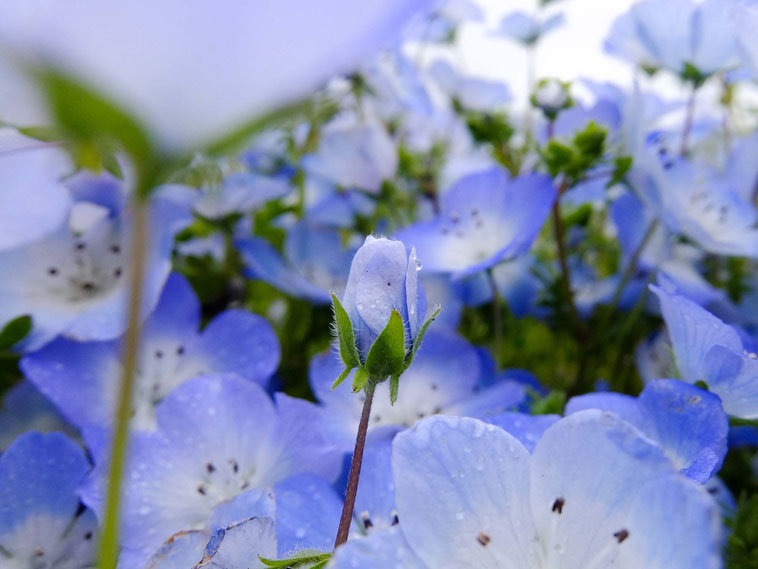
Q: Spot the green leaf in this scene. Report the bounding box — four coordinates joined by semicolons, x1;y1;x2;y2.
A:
352;367;369;393
389;374;400;405
608;155;633;187
364;309;406;381
38;69;154;190
332;367;353;390
0;316;32;351
204;97;339;158
17;125;64;142
258;551;331;568
402;305;442;373
331;293;360;370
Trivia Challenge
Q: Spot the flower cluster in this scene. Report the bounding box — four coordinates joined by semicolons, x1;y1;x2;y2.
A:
0;0;757;568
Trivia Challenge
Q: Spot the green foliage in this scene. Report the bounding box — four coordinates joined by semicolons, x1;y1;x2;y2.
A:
608;155;633;187
726;495;758;569
259;550;331;568
38;69;157;197
465;112;515;147
531;390;567;415
364;309;406;382
331;293;361;371
0;316;32;351
541;122;608;185
681;62;709;88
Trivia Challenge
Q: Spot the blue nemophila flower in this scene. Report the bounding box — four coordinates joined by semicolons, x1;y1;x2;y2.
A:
311;329;526;450
651;284;758;419
0;432;98;569
605;0;745;79
395;169;556;279
493;10;565;46
0;0;437;151
0;130;72;251
330;412;722;569
80;375;341;567
0;381;76;451
630;154;758;259
566;379;729;483
339;236;427;358
237;220;356;304
0;185;189;350
21;273;279;431
301;118;398;194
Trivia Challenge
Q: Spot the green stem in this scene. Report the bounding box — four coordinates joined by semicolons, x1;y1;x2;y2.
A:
334;380;376;548
97;197;149;569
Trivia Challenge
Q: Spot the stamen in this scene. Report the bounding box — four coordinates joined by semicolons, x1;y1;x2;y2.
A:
476;532;491;546
391;510;399;526
613;529;629;544
552;497;565;514
360;511;373;529
206;462;216;474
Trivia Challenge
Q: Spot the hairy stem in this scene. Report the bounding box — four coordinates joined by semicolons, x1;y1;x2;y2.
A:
97;197;149;569
609;218;659;310
334;380;376;547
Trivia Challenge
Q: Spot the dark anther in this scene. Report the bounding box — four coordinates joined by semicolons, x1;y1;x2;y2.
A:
176;345;185;355
552;497;565;514
206;462;216;474
707;486;718;495
387;282;391;286
433;406;443;414
614;529;629;543
34;549;44;557
110;245;121;254
84;531;93;541
374;415;382;423
155;350;164;359
240;481;250;490
391;511;399;526
114;267;122;278
477;532;491;546
75;242;86;251
197;485;207;495
81;282;96;292
47;267;59;276
229;459;239;473
360;511;373;529
430;383;438;390
471;208;479;216
417;412;425;419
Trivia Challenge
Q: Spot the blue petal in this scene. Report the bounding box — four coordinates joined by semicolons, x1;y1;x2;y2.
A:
0;380;76;451
196;517;277;569
0;432;89;540
274;474;342;556
354;438;396;531
486;412;560;452
651;284;743;383
196;309;280;385
142;273;201;342
144;530;209;569
393;416;536;567
330;527;424;569
21;337;118;430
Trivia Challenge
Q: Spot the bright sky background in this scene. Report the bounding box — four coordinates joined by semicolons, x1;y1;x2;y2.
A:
415;0;704;110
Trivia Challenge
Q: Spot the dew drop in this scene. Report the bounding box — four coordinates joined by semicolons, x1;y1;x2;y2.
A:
415;259;422;271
